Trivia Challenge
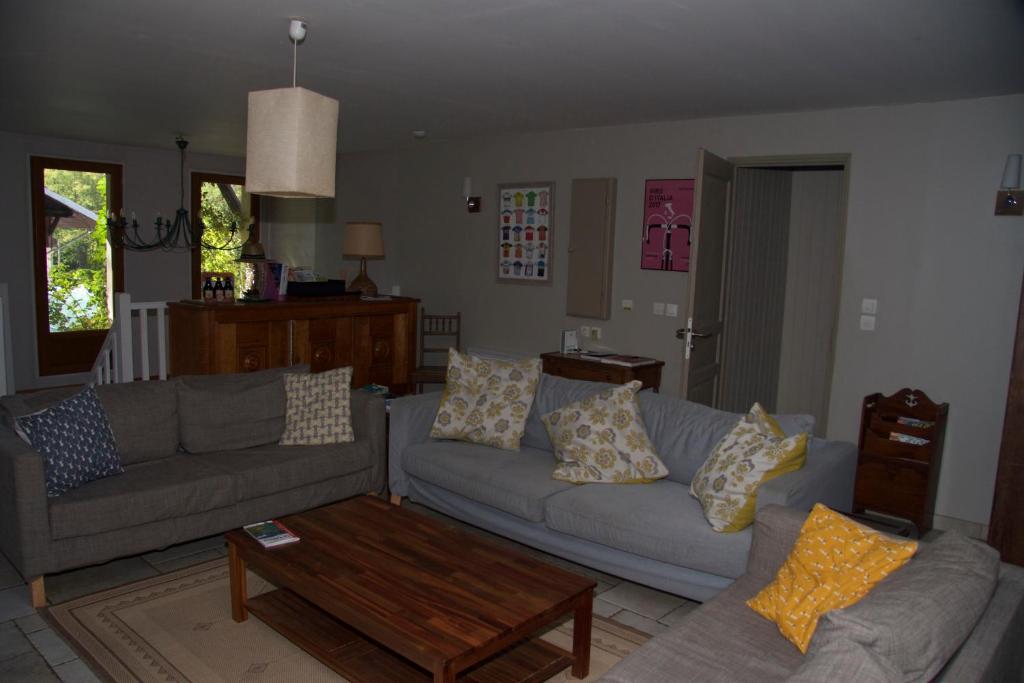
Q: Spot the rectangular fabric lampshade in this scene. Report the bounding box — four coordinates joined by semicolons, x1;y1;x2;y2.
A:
245;86;339;198
343;222;385;257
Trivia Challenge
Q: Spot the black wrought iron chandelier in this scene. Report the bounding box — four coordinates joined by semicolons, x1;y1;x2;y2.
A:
108;137;243;252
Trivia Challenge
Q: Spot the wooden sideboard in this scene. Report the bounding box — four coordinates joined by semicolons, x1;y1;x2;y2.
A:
168;297;419;393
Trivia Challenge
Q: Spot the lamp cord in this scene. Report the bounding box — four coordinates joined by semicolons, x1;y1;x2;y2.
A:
292;39;297;88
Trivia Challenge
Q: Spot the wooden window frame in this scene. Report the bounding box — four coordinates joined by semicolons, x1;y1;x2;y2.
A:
30;156;125;376
189;172;261;299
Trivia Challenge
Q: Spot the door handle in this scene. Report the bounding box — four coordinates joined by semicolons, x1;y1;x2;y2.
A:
675;328;710;340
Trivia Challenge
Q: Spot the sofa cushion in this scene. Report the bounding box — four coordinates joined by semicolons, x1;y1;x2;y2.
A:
690;403;807;532
543;381;668;484
600;574;803;683
200;441;374;501
2;382;180;465
522;374;617;451
810;531;999;681
280;367;354;445
16;386;124;497
544;481;752;579
430;350;541;451
178;366;308;453
786;638;902;682
748;504;918;653
95;380;180;464
48;455;235;540
403;441;573;522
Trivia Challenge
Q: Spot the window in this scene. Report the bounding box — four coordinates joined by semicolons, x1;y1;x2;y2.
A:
189;173;261;298
30;157;124;376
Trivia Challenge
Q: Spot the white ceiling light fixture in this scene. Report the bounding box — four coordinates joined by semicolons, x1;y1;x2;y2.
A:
245;18;339;198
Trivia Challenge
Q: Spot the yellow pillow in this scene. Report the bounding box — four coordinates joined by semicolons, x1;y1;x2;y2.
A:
747;504;918;653
541;380;669;484
690;403;807;532
430;350;541;450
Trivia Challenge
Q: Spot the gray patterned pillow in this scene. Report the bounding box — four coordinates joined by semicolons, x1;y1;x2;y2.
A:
279;367;354;445
15;386;124;497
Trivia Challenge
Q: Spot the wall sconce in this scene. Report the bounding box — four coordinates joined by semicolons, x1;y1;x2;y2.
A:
996;154;1022;216
464;176;482;213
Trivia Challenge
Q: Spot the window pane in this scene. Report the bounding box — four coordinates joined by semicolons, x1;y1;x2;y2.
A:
43;169;112;332
199;182;251;289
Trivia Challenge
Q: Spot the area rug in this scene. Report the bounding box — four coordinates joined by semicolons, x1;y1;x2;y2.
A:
47;558;649;682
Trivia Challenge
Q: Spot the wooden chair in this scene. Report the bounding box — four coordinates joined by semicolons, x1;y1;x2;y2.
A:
409;309;461;394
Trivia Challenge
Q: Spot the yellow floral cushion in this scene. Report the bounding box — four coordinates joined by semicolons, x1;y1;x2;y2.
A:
430;350;541;450
747;504;918;653
541;381;669;484
690;403;808;532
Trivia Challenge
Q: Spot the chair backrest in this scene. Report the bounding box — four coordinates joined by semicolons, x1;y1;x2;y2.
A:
419;309;461;366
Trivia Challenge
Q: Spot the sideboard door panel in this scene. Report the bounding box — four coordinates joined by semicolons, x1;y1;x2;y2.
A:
305;317;355;374
231;321;288;373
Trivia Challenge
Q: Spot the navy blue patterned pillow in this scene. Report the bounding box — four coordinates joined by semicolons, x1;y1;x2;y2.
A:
15;386;124;497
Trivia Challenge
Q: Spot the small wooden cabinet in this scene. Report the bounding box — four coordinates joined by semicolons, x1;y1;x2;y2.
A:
854;388;949;533
168;297;418;393
540;352;664;392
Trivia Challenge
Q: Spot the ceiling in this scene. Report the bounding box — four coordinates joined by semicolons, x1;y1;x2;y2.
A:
1;0;1021;157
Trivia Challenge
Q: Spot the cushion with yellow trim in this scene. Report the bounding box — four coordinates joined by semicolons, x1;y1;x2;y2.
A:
690;403;808;532
541;380;669;484
430;350;541;451
747;503;918;653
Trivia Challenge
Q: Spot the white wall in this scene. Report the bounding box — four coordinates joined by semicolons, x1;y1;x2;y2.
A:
315;94;1024;527
0;131;243;390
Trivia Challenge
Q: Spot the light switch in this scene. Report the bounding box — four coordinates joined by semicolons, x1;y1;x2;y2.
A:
593;326;602;340
621;299;634;311
653;302;665;316
861;298;878;315
860;315;876;332
665;303;679;317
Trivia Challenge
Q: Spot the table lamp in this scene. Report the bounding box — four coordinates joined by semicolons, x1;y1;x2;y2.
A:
343;222;385;296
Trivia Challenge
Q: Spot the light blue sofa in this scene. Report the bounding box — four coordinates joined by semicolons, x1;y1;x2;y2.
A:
389;374;857;601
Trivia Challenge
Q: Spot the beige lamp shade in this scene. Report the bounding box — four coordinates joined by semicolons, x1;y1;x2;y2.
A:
343;222;385;257
245;87;339;198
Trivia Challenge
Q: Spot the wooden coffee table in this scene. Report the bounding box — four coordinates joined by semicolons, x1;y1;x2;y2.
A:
225;496;595;683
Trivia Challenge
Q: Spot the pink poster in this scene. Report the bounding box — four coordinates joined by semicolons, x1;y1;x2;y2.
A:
641;179;694;271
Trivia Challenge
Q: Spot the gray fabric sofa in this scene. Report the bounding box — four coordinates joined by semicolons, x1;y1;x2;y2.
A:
389;374;857;601
600;504;1024;682
0;367;386;605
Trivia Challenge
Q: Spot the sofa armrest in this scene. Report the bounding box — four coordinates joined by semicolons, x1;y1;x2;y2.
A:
349;391;387;494
388;391;442;498
757;438;857;514
0;428;52;579
745;504;807;579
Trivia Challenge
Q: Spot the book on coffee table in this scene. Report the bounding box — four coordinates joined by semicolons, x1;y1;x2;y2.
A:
243;520;300;548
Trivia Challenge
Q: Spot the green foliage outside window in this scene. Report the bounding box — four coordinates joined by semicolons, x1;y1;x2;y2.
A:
199;182;250;289
44;169;111;332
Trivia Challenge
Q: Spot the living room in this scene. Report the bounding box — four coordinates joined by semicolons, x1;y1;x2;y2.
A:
0;1;1022;681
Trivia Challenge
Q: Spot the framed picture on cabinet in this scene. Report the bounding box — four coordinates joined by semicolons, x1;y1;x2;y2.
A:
496;181;554;285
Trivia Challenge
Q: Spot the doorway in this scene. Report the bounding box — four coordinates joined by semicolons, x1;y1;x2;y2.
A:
718;156;848;434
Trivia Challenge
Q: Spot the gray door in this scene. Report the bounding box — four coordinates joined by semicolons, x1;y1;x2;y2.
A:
679;149;733;405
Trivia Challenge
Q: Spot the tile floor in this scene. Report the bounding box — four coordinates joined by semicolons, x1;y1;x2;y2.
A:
0;503;700;681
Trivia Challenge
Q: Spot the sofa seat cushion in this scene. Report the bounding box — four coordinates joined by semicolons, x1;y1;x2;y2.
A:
403;441;574;522
200;442;374;501
600;574;802;683
544;481;752;579
49;456;235;540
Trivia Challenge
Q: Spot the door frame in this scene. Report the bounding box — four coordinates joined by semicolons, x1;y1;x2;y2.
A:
722;153;851;432
189;171;261;299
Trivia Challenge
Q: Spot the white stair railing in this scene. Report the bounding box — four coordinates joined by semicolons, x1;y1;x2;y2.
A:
91;292;168;384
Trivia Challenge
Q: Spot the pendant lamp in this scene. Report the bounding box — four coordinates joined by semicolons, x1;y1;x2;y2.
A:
245;19;339;199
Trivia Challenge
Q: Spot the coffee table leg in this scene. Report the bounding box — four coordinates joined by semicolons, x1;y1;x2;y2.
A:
571;589;593;678
228;540;248;622
433;662;455;683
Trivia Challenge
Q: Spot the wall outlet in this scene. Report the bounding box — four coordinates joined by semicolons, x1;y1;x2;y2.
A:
579;325;592;339
653;302;665;316
861;298;878;315
621;299;634;311
859;314;876;332
665;303;679;317
592;326;602;340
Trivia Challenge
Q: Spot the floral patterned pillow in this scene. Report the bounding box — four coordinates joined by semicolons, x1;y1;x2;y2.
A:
430;350;541;451
690;403;808;533
541;381;669;484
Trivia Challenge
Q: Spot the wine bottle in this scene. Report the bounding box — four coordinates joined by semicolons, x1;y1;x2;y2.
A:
224;277;234;301
203;277;214;300
213;277;224;301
